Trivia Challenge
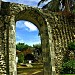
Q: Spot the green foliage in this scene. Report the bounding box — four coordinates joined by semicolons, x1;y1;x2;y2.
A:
33;44;41;49
24;60;28;64
61;60;75;74
18;53;24;63
68;42;75;51
61;42;75;74
33;44;42;54
63;60;75;68
63;54;70;62
16;43;30;51
72;9;75;13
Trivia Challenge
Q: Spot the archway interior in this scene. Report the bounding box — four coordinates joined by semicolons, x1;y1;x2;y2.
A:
16;20;41;46
16;20;43;74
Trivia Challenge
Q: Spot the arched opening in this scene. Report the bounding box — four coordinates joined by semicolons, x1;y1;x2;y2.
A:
8;3;49;75
16;20;43;75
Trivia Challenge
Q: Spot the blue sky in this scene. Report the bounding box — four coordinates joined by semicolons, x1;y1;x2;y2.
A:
16;21;40;46
2;0;43;7
2;0;49;46
2;0;50;7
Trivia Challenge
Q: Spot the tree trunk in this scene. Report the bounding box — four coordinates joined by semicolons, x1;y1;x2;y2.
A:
65;0;70;12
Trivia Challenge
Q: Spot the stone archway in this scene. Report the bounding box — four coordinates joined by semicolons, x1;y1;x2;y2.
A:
1;1;75;75
6;2;55;75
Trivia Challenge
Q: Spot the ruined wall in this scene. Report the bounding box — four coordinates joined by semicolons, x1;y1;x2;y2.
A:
0;16;7;75
47;13;75;73
0;1;75;75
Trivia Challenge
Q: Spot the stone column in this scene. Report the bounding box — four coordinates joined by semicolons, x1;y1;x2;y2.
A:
9;15;17;75
40;23;52;75
45;18;56;75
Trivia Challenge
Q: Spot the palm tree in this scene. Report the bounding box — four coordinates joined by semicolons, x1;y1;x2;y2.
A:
38;0;75;12
42;0;60;12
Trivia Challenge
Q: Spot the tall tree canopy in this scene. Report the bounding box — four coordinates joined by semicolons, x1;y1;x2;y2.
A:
16;43;30;51
33;44;42;55
38;0;75;12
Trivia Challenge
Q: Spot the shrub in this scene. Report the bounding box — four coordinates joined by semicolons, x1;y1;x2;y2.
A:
68;42;75;51
18;53;24;63
60;60;75;74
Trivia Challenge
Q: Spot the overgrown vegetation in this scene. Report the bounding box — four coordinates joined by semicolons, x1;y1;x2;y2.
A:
61;60;75;74
16;43;42;63
68;42;75;51
61;42;75;74
16;43;30;51
18;53;24;63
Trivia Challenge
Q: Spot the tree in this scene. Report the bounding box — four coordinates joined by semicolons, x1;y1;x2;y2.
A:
16;43;24;51
18;53;24;63
61;42;75;74
63;41;75;62
38;0;60;12
68;42;75;51
33;44;42;62
33;44;41;49
61;60;75;74
68;42;75;58
16;43;29;51
38;0;75;12
33;44;42;55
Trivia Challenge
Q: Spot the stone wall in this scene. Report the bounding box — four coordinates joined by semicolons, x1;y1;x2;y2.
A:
0;1;75;75
47;14;75;73
0;17;7;75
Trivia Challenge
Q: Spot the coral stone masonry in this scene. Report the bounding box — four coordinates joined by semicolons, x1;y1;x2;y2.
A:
0;1;75;75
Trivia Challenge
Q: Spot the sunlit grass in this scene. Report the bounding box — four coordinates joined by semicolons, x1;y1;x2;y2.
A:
17;63;43;75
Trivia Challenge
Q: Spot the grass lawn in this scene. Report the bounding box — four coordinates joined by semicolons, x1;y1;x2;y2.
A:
17;68;43;75
17;63;43;75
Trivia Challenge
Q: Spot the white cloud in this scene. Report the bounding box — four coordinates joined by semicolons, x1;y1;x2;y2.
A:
2;0;6;1
24;21;38;31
